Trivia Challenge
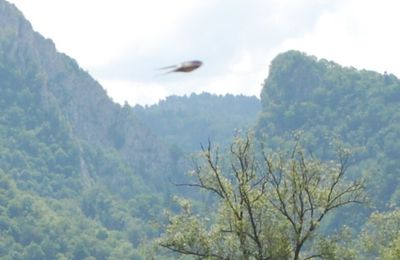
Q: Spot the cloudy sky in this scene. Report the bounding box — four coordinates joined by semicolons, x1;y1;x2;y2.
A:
7;0;400;105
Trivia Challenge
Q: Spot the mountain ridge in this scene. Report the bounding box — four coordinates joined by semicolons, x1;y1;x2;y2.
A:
1;0;400;257
257;50;400;211
0;0;174;187
133;92;261;153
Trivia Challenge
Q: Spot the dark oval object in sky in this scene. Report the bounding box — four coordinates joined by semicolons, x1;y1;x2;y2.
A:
159;60;203;73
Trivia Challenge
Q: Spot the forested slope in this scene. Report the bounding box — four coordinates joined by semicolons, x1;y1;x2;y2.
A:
1;0;400;257
157;51;400;259
257;50;400;216
0;1;177;258
134;93;260;153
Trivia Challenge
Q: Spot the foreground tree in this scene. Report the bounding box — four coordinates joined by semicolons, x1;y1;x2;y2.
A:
263;138;365;260
359;209;400;259
158;135;365;259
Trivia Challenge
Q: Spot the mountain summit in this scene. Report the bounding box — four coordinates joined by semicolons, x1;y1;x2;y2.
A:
0;1;179;257
0;0;174;188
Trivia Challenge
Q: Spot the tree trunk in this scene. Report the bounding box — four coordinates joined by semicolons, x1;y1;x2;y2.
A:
293;245;301;260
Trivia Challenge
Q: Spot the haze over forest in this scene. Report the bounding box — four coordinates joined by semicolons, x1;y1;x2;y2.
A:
0;0;400;259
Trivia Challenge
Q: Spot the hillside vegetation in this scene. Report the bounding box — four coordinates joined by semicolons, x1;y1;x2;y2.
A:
0;1;177;258
134;93;260;153
0;0;399;258
158;51;400;259
258;50;400;209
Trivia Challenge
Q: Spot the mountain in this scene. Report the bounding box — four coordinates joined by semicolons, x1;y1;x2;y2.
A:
0;1;180;258
133;93;261;154
0;0;175;188
257;50;400;227
0;1;263;257
2;0;400;257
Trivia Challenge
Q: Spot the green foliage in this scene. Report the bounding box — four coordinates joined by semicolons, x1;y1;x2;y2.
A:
310;226;357;259
159;135;365;259
134;93;261;153
257;50;400;230
1;0;400;256
0;66;81;197
0;170;154;259
359;209;400;259
0;1;175;258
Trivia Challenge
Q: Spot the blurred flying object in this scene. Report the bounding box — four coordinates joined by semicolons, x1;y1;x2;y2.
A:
159;60;203;73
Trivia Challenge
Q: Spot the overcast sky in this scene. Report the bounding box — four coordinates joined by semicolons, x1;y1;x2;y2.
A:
7;0;400;105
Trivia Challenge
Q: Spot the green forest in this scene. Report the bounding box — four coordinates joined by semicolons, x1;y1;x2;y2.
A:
133;93;260;154
1;0;400;259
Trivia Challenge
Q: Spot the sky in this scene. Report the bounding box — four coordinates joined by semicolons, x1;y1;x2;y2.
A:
7;0;400;106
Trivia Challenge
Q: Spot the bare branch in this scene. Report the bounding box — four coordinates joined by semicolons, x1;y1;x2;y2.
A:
174;182;225;198
160;243;225;260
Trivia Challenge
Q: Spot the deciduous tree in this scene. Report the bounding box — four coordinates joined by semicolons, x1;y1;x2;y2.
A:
159;135;365;259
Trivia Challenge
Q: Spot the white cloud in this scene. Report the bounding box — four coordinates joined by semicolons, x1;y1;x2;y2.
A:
101;79;168;106
280;0;400;75
9;0;209;68
8;0;400;105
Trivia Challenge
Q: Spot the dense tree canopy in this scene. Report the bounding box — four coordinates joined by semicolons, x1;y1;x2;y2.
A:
258;50;400;227
133;93;260;153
